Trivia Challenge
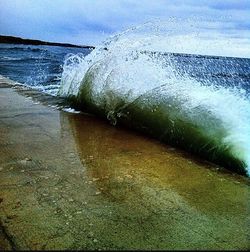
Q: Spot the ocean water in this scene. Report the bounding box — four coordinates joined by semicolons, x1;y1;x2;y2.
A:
0;27;250;175
0;43;91;95
1;43;249;96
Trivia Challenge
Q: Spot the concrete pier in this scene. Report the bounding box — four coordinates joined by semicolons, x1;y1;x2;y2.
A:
0;76;249;250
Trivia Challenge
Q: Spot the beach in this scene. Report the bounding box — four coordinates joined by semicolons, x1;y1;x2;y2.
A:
0;76;249;250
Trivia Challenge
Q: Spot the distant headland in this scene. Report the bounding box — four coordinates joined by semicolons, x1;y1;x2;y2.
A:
0;35;95;49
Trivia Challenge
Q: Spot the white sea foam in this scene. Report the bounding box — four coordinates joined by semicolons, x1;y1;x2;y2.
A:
59;20;250;175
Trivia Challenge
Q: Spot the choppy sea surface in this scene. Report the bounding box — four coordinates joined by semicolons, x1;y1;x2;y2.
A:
0;43;91;95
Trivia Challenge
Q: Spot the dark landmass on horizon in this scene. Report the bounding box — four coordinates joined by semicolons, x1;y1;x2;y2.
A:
0;35;245;60
0;35;95;49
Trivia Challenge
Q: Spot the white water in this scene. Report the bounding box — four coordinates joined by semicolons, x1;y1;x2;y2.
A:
59;20;250;175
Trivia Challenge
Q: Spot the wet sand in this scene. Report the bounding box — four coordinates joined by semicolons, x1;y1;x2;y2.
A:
0;76;249;250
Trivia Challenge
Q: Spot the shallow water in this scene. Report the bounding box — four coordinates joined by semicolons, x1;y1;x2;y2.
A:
64;112;250;249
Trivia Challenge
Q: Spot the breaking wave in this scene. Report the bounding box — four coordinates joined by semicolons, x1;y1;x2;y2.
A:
58;20;250;176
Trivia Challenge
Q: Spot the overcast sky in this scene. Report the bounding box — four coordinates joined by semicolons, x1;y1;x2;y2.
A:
0;0;249;57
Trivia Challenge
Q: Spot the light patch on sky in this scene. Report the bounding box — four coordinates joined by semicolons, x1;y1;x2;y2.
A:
0;0;249;58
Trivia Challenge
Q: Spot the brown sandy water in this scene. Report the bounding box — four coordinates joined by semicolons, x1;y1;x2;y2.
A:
0;76;249;250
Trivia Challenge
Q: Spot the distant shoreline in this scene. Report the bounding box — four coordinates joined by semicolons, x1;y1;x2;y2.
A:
0;35;95;49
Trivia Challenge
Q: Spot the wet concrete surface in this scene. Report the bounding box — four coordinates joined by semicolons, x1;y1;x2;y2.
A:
0;76;249;250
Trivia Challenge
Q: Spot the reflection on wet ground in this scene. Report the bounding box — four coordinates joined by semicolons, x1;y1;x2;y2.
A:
66;113;249;250
0;80;249;250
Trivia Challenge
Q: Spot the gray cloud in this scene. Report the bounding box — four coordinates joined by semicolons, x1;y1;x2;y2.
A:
0;0;249;57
